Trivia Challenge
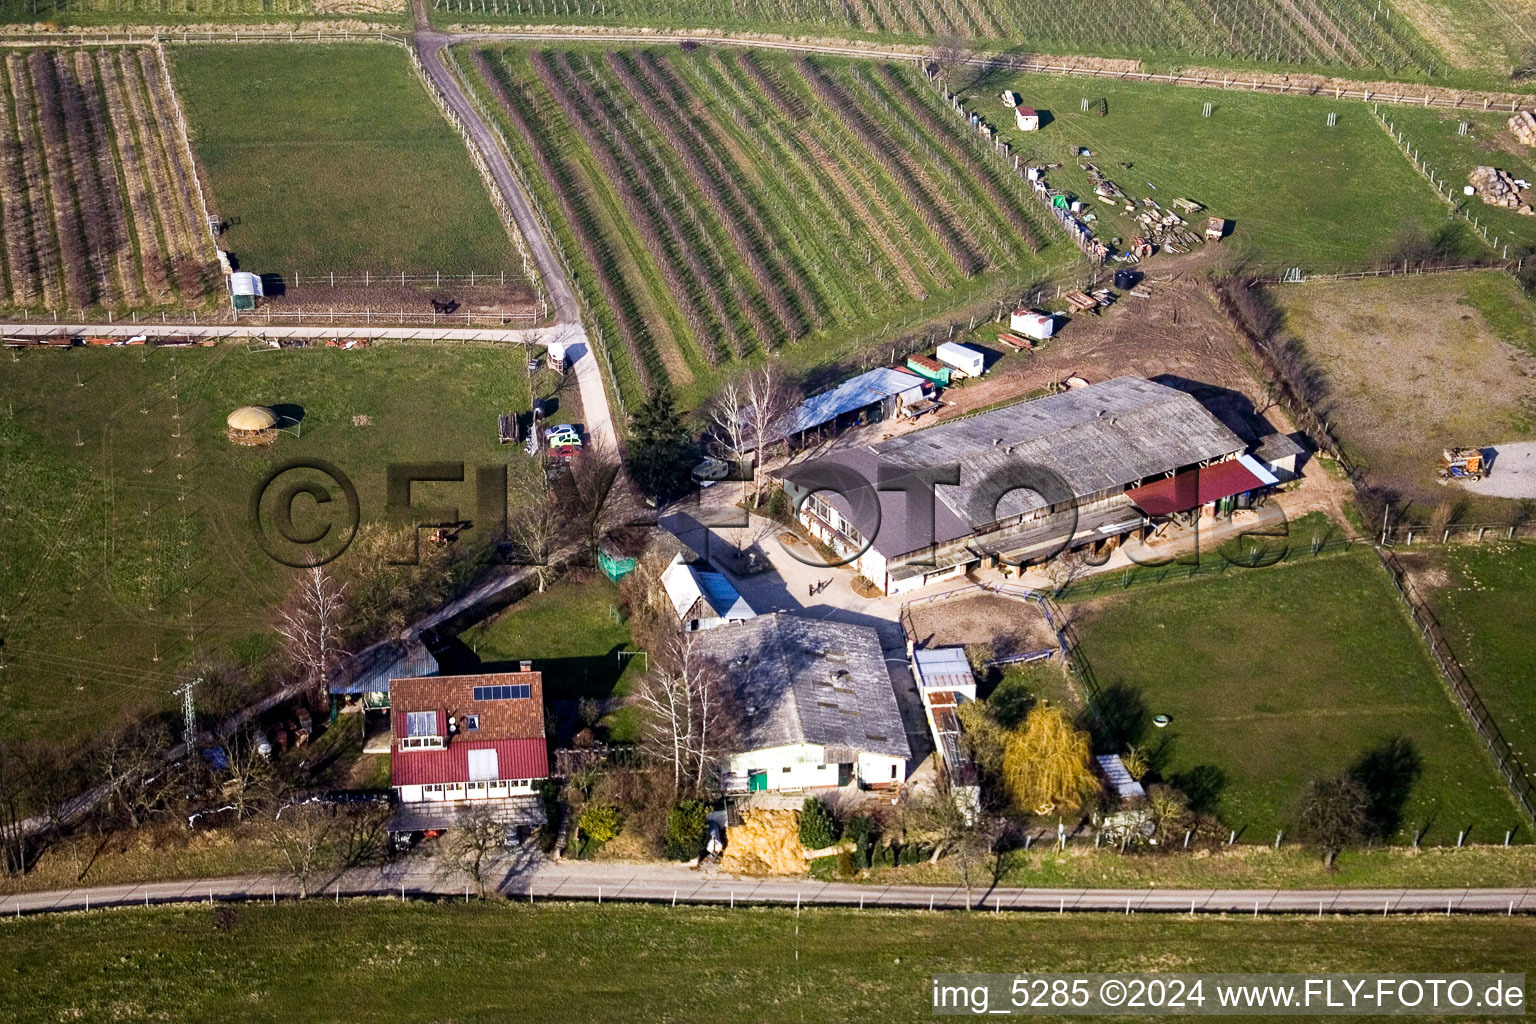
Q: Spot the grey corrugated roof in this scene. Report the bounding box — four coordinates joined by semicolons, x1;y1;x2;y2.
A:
785;377;1245;559
691;612;911;761
778;366;926;436
913;647;976;691
330;640;438;695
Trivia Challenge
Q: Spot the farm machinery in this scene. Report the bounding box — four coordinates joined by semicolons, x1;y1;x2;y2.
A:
1440;446;1487;481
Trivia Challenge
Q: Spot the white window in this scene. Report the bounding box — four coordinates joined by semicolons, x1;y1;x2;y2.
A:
467;748;499;782
464;714;480;731
405;711;438;737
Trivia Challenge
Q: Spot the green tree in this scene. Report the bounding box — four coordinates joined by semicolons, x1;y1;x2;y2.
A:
798;796;839;851
577;804;619;846
1001;705;1099;815
665;800;709;861
628;389;695;501
1295;774;1370;868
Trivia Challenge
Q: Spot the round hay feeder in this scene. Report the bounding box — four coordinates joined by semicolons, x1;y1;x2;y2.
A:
226;405;278;446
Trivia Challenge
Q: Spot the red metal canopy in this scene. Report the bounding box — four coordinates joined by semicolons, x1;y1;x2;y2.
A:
1125;460;1266;516
391;738;549;786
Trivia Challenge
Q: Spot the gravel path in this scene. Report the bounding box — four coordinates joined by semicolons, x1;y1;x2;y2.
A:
1457;442;1536;499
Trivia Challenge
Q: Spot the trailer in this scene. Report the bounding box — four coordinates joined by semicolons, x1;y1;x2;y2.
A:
1009;309;1055;341
1441;446;1487;480
935;341;986;378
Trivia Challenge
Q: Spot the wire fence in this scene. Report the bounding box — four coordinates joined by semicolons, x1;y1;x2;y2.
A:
229;306;541;326
1209;281;1536;829
270;270;525;289
1047;535;1361;602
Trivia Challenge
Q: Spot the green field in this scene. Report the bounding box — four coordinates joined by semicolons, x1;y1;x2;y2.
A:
460;572;644;740
1375;103;1536;253
961;70;1490;275
1409;542;1536;790
171;44;515;277
0;901;1530;1023
0;344;535;743
1072;548;1522;844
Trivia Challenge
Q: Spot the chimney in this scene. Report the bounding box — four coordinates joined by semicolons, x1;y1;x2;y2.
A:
520;660;532;672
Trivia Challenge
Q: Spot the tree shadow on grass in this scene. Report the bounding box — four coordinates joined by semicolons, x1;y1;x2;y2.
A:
1349;735;1422;840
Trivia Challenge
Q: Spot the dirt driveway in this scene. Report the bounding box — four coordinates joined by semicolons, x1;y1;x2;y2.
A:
1458;441;1536;498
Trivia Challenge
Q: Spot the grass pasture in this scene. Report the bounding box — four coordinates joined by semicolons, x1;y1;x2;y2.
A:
957;69;1489;273
1405;541;1536;790
1;901;1529;1023
170;44;516;279
0;343;534;744
1071;548;1523;844
0;48;221;316
1275;270;1536;507
1376;102;1536;253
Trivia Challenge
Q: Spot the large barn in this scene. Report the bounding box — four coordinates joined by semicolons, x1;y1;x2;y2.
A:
782;376;1274;594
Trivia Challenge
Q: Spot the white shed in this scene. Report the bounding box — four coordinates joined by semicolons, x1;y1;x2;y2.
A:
1009;309;1055;341
935;341;985;378
1015;105;1039;131
228;271;264;311
544;340;567;370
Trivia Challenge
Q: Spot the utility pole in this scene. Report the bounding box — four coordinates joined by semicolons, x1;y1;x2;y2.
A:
178;678;200;753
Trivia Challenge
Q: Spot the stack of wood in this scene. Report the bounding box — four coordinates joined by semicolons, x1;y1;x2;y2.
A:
1509;111;1536;147
1468;165;1533;214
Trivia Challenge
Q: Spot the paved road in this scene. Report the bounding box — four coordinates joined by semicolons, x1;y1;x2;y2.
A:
1458;442;1536;500
2;860;1531;917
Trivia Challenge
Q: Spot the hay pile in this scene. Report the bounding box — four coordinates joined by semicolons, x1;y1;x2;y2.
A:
720;808;808;875
1468;166;1533;214
1510;112;1536;148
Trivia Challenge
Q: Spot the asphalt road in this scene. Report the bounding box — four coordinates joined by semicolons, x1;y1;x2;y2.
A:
2;860;1531;917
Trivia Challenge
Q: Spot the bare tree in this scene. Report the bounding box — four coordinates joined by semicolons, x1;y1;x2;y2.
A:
93;720;171;830
215;726;276;820
508;472;563;593
709;375;751;501
446;804;509;897
565;434;632;557
630;634;739;795
740;363;794;508
264;800;340;899
275;563;349;702
907;784;1000;900
928;35;971;88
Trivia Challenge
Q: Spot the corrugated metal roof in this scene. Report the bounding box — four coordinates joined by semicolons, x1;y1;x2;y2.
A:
690;612;911;761
391;738;549;786
778;366;925;436
784;376;1246;559
1125;458;1266;515
913;647;976;692
329;640;438;695
1095;754;1146;801
660;554;755;623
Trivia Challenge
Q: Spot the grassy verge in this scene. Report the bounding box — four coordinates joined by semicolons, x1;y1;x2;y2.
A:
1;900;1529;1023
1069;547;1523;843
171;44;515;276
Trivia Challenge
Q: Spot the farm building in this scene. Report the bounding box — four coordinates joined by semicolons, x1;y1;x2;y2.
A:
1010;309;1056;341
782;376;1275;594
911;647;981;818
388;669;549;838
691;613;912;793
225;405;278;445
936;341;986;378
228;271;263;311
1015;106;1040;131
774;365;929;447
660;553;756;632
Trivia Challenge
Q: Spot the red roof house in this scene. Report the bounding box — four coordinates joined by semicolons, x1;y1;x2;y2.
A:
389;669;550;829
